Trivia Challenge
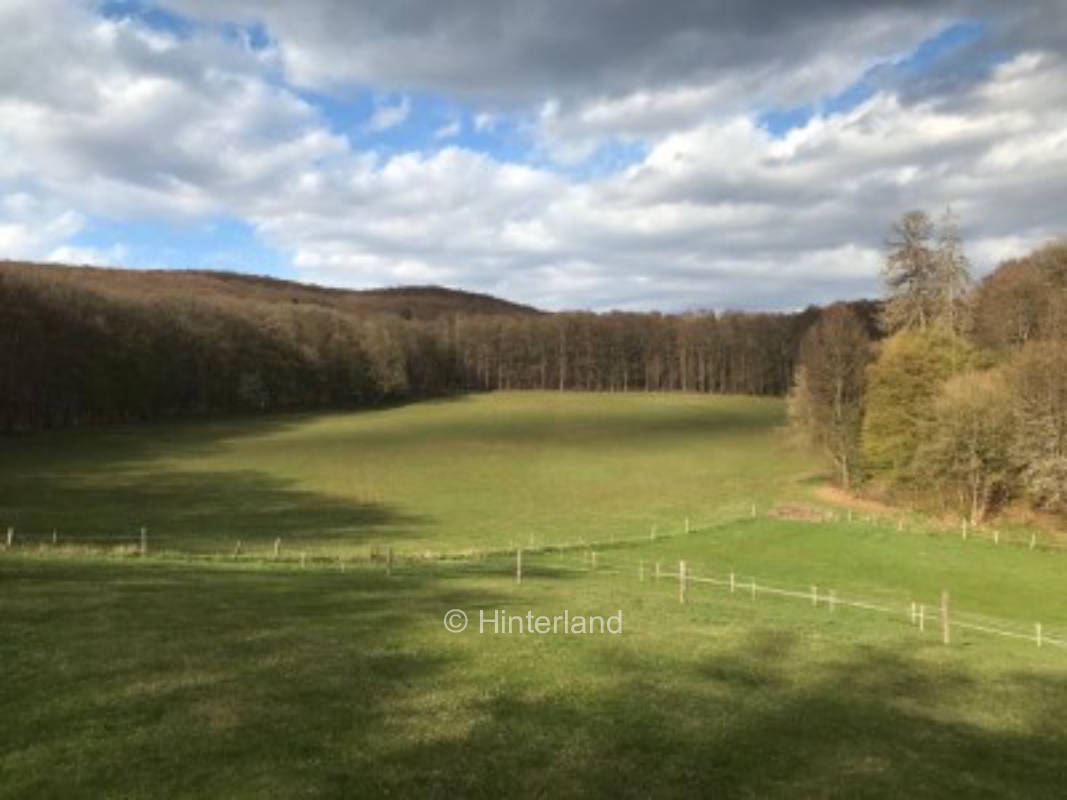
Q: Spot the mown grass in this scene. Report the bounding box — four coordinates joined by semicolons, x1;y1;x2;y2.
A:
0;393;811;554
2;392;1066;797
2;555;1066;799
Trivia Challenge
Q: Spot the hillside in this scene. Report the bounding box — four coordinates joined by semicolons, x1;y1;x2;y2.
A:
0;261;541;320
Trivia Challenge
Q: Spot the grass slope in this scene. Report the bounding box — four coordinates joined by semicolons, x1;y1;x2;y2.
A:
2;393;1066;798
0;393;811;554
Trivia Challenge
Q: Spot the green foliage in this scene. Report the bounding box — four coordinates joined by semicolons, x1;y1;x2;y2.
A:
861;328;975;481
915;368;1016;521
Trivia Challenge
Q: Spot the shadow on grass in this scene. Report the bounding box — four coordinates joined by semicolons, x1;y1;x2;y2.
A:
0;413;431;552
387;637;1067;799
11;469;427;552
3;558;1066;799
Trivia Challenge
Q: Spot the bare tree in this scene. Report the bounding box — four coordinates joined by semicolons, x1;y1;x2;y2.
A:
789;305;871;488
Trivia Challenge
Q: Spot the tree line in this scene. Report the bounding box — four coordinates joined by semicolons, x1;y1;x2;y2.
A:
790;208;1067;522
1;260;878;432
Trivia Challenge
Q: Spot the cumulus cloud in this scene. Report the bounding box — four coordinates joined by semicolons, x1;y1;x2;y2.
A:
1;0;1066;310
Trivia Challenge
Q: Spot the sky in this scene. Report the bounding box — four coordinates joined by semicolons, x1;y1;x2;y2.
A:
0;1;1065;311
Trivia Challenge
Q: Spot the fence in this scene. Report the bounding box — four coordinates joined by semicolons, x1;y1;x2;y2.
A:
4;507;1066;655
509;547;1067;654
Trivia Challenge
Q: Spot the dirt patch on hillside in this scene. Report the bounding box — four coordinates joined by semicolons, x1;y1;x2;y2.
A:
768;504;834;522
813;486;898;514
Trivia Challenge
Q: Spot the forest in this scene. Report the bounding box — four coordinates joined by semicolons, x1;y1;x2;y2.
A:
789;209;1067;523
0;259;876;432
6;219;1067;527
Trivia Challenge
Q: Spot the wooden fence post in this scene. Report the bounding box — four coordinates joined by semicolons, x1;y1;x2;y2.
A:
730;571;735;593
993;529;1000;545
140;527;147;556
919;603;925;632
516;548;523;584
961;520;968;540
678;560;687;604
5;527;12;548
940;590;950;645
1036;622;1043;648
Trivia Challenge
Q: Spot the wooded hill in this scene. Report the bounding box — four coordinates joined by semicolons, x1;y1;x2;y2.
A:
1;259;878;432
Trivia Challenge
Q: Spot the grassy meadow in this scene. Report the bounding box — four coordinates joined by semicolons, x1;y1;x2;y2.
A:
2;393;1066;798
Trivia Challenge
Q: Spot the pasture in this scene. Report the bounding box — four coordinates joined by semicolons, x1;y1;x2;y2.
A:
2;393;1065;798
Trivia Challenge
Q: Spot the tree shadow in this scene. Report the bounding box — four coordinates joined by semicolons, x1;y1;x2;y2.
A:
0;413;431;552
380;631;1067;798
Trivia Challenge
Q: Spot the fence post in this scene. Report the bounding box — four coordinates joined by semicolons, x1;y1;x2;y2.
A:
1030;533;1037;551
1036;622;1043;648
940;590;950;645
750;503;756;519
730;571;735;593
994;529;1000;545
678;560;687;604
811;585;818;607
516;548;523;584
919;604;925;632
140;527;147;556
961;520;968;540
5;527;12;548
274;537;281;558
829;590;836;613
386;546;393;577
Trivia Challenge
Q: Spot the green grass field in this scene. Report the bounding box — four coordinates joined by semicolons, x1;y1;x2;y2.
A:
2;393;1066;798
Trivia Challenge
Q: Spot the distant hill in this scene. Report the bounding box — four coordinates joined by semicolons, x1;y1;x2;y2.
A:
0;261;542;320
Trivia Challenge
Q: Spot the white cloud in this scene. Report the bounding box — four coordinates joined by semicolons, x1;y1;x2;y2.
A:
434;118;462;139
1;0;1066;312
366;95;411;132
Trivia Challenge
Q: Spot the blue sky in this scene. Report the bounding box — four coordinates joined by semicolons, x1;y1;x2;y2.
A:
1;0;1064;309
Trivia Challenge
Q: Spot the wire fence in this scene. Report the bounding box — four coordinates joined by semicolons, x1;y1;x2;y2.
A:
3;504;1066;655
514;548;1067;654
